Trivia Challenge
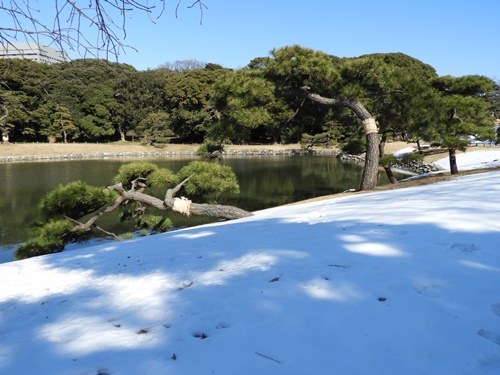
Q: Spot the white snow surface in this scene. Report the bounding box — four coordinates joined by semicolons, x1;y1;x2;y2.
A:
434;149;500;171
1;151;500;374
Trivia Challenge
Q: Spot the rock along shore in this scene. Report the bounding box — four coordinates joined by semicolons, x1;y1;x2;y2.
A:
0;147;440;175
0;148;339;163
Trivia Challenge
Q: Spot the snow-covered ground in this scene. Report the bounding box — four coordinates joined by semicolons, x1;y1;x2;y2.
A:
434;149;500;171
1;150;500;374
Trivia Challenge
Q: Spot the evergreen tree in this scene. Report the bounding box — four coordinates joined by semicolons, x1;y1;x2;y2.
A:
210;69;293;144
16;161;251;260
430;75;495;174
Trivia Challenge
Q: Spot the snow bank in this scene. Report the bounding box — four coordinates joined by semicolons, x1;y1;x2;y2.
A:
1;170;500;374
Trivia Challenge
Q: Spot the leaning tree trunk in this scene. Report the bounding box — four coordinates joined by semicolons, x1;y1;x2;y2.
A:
383;166;398;184
70;179;252;236
108;179;253;220
298;87;380;190
361;129;380;190
449;148;459;175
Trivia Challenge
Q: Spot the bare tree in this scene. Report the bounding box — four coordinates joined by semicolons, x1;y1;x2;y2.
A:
0;0;207;59
158;59;206;71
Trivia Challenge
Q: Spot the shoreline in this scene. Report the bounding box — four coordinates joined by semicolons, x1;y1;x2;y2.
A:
0;146;339;163
0;142;320;162
0;141;428;162
1;141;498;165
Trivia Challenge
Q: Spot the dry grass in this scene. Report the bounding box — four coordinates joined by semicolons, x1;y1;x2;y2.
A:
0;142;198;156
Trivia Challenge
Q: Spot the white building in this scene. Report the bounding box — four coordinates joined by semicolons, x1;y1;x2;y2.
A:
0;43;68;64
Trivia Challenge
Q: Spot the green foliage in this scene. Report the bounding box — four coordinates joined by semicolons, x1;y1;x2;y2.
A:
136;215;173;233
357;52;437;81
15;219;75;259
39;181;116;219
49;59;138;142
339;54;440;141
265;45;342;94
113;162;177;189
119;208;172;234
380;154;399;167
197;142;224;158
164;67;228;142
211;69;293;143
400;152;424;163
15;238;63;260
0;59;54;141
118;232;136;241
485;81;499;118
137;111;174;145
430;76;495;155
432;75;494;96
341;137;366;155
300;132;333;149
259;45;344;142
177;161;240;196
37;104;78;142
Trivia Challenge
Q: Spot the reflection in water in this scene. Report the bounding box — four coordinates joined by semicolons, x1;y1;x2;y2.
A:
0;155;402;254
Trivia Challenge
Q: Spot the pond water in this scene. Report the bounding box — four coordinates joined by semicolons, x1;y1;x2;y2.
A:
0;155;405;261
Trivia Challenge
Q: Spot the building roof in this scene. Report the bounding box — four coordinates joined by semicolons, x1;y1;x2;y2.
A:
0;42;68;64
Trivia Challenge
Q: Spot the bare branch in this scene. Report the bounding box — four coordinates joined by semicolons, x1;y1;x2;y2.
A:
297;86;372;120
165;176;191;203
176;0;207;24
68;193;128;232
0;1;203;60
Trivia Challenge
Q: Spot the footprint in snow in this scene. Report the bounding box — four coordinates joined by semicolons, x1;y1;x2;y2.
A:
413;282;441;297
192;331;208;339
192;322;230;340
450;243;479;253
216;322;230;329
491;303;500;317
477;329;500;346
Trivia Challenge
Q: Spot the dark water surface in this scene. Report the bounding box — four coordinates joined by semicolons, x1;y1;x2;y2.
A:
0;155;402;259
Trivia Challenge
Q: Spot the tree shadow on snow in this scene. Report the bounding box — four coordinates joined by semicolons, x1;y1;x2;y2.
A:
1;206;500;374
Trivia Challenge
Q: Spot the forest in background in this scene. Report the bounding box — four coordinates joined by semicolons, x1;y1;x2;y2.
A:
1;46;498;156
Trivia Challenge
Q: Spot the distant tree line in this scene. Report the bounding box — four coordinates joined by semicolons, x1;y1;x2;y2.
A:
1;46;498;165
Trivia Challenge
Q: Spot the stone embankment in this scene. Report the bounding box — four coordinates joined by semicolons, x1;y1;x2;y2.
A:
336;152;442;174
0;151;197;163
394;160;443;174
223;149;338;156
0;148;338;163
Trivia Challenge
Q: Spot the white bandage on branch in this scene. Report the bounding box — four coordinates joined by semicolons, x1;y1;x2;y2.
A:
173;197;192;216
362;118;378;134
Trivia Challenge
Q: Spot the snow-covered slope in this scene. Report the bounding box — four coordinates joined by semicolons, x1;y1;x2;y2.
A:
1;165;500;374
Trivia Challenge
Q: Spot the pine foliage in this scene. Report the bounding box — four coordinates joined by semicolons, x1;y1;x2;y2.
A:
177;161;240;196
39;181;116;219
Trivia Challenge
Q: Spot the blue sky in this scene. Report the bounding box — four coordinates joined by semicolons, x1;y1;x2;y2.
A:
101;0;498;79
2;0;498;79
